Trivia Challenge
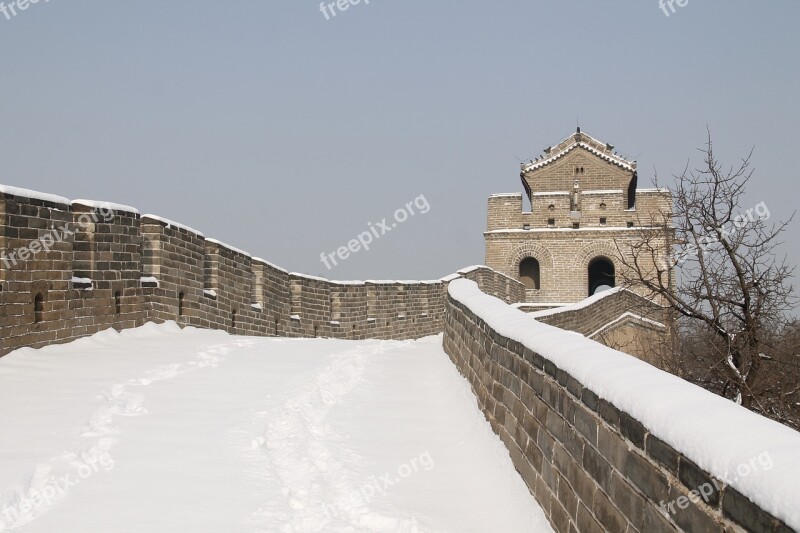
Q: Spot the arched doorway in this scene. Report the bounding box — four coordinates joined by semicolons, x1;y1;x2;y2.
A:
588;257;615;296
519;257;541;290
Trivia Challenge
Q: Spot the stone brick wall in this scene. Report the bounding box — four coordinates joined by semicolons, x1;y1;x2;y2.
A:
485;228;666;305
443;283;793;533
522;288;670;365
527;288;666;338
0;191;149;352
486;129;672;306
0;187;526;355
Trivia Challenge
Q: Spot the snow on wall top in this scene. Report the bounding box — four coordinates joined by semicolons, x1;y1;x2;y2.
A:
0;184;70;206
290;272;329;283
72;199;140;214
637;188;671;194
448;278;800;530
251;257;289;274
205;238;251;258
582;189;624;195
142;214;205;237
521;131;636;174
529;287;624;318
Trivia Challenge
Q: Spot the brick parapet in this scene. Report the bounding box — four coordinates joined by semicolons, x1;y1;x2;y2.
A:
443;284;793;533
0;188;526;354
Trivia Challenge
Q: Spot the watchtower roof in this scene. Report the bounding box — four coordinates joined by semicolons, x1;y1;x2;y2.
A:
521;128;636;174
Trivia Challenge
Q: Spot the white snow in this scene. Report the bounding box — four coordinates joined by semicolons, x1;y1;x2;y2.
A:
290;273;329;283
521;133;635;173
71;199;139;215
205;238;251;258
0;185;69;206
449;279;800;530
203;289;217;298
529;287;623;319
139;276;159;287
455;266;518;285
586;312;665;339
485;227;659;234
141;214;204;237
252;257;289;274
582;189;623;195
250;303;263;311
70;277;92;289
0;324;552;532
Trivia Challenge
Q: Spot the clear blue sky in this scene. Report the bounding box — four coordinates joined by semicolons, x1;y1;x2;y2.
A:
1;0;798;280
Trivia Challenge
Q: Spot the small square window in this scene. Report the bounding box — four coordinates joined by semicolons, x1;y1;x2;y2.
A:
627;221;634;228
547;218;555;227
523;224;530;230
573;222;580;229
600;217;607;226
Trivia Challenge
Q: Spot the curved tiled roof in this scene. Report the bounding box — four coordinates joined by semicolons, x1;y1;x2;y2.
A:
521;130;636;174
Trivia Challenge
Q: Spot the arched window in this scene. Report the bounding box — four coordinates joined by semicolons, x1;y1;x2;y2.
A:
519;257;541;290
34;293;44;323
588;257;615;296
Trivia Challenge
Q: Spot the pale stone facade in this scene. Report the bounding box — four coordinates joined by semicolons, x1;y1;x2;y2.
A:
485;129;672;305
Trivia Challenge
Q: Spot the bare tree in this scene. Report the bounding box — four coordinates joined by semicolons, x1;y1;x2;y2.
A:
616;131;799;428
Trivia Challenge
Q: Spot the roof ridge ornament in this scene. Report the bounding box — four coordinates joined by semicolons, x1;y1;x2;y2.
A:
522;129;636;174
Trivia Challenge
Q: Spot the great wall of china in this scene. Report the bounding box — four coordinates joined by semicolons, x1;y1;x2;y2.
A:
1;184;797;533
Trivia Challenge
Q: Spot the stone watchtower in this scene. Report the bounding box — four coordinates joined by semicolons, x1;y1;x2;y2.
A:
485;128;671;305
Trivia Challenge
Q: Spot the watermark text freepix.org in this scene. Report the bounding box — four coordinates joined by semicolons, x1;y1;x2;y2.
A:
1;204;115;269
319;0;370;21
0;0;51;21
673;201;770;266
321;451;434;519
658;451;773;516
659;0;688;17
319;194;430;270
0;451;114;529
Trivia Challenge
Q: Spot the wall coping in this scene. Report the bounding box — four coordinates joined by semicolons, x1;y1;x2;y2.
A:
448;278;800;530
142;214;205;237
72;199;139;215
0;184;70;207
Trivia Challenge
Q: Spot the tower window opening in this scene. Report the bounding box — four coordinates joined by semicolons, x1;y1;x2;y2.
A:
588;257;615;296
519;257;541;290
34;293;44;323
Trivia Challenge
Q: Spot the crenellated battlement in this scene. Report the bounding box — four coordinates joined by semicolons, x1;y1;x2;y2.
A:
0;184;526;355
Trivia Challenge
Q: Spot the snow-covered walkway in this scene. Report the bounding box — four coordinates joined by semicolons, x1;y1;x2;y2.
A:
0;323;551;532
